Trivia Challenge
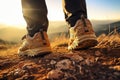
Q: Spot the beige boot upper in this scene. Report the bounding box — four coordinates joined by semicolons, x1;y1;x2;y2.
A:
68;17;98;50
18;32;52;56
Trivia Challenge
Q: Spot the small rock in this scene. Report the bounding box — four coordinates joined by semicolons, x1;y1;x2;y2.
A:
95;51;101;56
95;57;99;62
50;60;56;65
22;64;33;70
78;66;84;75
110;66;120;70
47;68;52;71
47;70;64;79
85;57;95;66
114;72;120;76
56;59;73;70
22;63;38;74
22;74;35;80
71;54;84;62
66;77;75;80
38;60;42;63
10;69;26;79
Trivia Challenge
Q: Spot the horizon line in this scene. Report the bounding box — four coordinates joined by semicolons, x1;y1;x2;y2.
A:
0;19;120;25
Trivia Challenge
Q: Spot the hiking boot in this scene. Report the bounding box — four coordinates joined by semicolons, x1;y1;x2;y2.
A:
68;16;98;50
18;32;52;57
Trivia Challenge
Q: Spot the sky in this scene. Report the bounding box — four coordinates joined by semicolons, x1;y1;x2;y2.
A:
0;0;120;25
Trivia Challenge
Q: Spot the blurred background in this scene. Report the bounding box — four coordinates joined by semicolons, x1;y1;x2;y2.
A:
0;0;120;43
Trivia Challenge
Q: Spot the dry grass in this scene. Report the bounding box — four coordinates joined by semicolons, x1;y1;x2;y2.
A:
0;34;69;57
51;34;68;48
51;32;120;49
0;44;19;57
97;33;120;48
0;32;120;57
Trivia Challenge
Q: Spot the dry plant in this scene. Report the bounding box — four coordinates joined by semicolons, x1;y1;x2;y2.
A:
0;44;19;57
96;28;120;48
51;34;68;48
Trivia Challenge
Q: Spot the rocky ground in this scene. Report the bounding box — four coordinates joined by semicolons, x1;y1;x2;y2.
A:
0;34;120;80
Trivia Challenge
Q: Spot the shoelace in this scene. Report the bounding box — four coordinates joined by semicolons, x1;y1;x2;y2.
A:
81;15;89;32
21;35;26;40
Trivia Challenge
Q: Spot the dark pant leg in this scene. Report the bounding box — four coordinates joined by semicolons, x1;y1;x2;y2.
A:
22;0;48;37
62;0;87;27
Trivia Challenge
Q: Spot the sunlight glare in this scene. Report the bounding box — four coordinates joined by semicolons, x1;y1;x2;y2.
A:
0;0;26;25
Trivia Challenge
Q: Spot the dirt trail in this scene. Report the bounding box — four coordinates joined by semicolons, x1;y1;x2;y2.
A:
0;34;120;80
0;46;120;80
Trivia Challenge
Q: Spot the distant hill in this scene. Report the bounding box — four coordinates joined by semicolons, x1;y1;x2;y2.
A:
0;20;120;42
0;39;7;44
0;25;26;42
0;21;67;42
94;21;120;36
48;20;120;37
48;21;68;33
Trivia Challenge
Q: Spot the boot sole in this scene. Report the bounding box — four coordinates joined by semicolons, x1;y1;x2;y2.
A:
76;38;98;50
18;47;52;57
68;34;98;50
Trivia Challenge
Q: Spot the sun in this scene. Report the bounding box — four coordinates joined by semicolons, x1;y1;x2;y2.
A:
1;0;119;26
0;0;26;25
0;0;65;26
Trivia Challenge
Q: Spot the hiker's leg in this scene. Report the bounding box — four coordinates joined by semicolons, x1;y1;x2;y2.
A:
21;0;48;37
62;0;98;50
62;0;87;27
19;0;51;57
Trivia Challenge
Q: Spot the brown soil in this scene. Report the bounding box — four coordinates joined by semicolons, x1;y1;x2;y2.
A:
0;46;120;80
0;34;120;80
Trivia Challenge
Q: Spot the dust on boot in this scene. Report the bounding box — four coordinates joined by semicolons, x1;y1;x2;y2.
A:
18;31;52;57
68;16;98;50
